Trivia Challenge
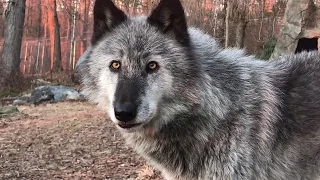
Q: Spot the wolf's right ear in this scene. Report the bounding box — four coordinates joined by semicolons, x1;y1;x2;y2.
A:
92;0;127;44
147;0;189;46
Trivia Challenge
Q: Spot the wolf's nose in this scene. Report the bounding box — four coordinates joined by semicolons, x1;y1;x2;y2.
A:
114;103;137;122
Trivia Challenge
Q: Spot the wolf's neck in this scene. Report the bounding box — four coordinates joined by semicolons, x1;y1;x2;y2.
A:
124;114;233;179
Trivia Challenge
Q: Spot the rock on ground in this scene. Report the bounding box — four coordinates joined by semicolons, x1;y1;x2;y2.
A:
31;86;84;104
0;106;19;115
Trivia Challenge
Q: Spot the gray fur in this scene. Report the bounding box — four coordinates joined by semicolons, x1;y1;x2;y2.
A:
82;0;320;179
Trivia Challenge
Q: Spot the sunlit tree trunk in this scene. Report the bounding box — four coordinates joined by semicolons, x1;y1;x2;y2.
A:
80;0;90;56
48;0;62;72
69;0;78;70
35;1;43;74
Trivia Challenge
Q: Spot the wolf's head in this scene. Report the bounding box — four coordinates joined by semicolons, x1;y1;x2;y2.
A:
82;0;202;133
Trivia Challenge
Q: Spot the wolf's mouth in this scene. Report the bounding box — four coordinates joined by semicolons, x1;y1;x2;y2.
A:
118;123;142;129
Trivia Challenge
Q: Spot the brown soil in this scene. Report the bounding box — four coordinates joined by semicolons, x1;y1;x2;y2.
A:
0;102;162;180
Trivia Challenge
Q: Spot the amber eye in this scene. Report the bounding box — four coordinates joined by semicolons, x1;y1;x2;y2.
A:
147;61;158;72
110;61;121;70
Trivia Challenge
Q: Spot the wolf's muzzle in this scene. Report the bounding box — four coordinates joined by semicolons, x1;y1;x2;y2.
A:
114;102;137;122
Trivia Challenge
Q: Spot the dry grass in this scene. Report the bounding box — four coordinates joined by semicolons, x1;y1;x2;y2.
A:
0;102;162;179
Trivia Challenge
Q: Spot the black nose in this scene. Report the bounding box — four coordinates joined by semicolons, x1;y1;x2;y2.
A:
114;103;137;122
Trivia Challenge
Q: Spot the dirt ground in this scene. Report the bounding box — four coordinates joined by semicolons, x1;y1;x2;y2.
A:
0;102;162;180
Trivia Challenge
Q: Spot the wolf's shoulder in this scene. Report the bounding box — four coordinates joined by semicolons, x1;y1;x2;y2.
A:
188;28;221;54
278;51;320;67
188;28;260;65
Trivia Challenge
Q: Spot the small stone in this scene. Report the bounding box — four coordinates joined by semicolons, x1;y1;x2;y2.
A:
13;99;28;106
0;106;19;115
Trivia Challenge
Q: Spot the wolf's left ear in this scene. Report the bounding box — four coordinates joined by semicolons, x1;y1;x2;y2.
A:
92;0;127;44
148;0;189;46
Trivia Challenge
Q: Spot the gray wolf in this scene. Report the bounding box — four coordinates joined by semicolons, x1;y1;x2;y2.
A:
81;0;320;179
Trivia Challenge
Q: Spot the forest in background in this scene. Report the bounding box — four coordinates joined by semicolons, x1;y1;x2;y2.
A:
0;0;314;77
0;0;94;76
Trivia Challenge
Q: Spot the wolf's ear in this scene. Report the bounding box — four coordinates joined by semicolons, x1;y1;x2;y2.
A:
148;0;189;46
92;0;127;44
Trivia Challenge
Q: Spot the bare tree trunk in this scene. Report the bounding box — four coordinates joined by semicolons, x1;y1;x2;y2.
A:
225;0;230;48
271;6;279;35
41;1;48;75
80;0;89;55
69;0;77;70
220;0;227;41
48;0;63;73
1;0;26;88
235;0;248;48
35;1;42;74
52;0;62;72
272;15;277;35
258;0;265;41
235;18;248;48
213;0;218;36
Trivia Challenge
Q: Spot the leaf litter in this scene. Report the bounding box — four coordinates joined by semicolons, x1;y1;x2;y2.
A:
0;102;162;179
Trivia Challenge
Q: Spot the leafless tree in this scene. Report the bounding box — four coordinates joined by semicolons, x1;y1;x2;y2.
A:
48;0;63;72
1;0;27;89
